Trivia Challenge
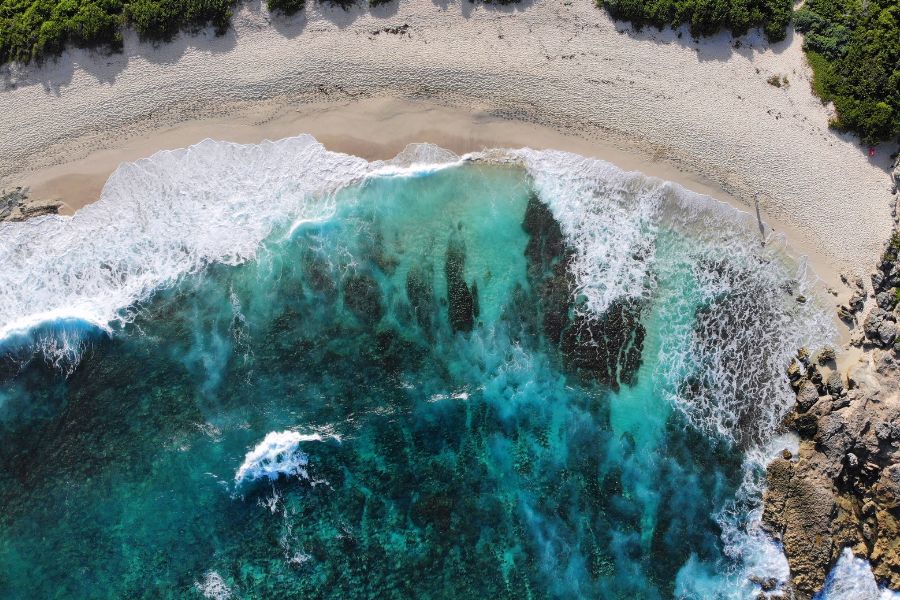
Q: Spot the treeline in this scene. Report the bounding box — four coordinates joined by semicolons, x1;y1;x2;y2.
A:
1;0;897;145
0;0;235;64
794;0;899;144
598;0;898;144
599;0;793;42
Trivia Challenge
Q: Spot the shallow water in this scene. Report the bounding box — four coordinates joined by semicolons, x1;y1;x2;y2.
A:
0;140;841;598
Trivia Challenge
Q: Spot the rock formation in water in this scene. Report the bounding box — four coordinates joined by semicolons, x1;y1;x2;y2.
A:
763;174;900;597
444;232;479;333
343;272;384;325
521;194;645;389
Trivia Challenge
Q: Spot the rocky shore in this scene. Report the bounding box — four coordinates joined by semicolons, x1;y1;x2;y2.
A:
762;159;900;597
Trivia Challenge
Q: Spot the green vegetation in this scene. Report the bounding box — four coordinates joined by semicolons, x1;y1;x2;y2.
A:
266;0;304;15
794;0;900;144
0;0;896;148
598;0;793;42
885;230;900;265
124;0;233;41
0;0;233;64
767;74;789;88
597;0;898;144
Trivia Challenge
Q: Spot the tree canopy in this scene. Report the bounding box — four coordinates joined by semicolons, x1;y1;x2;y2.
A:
794;0;900;144
599;0;793;42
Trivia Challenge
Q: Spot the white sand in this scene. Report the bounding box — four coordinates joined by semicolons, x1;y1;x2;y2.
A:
1;0;896;280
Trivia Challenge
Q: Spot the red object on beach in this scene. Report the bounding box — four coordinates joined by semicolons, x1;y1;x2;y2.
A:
868;147;876;157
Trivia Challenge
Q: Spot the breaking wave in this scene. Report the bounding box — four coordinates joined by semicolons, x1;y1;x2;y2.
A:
0;135;839;595
1;139;832;443
516;149;833;445
234;430;340;485
819;549;900;600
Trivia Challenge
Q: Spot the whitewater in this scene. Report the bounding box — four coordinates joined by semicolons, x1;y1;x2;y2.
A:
0;134;889;598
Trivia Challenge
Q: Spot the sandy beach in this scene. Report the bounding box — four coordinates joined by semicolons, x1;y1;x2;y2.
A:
1;0;896;283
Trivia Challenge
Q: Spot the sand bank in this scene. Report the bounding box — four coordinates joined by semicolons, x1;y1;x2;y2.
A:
1;0;896;285
11;97;743;217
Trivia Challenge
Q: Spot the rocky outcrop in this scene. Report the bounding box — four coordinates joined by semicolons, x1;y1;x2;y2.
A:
764;349;900;594
863;229;900;352
0;187;61;222
764;208;900;596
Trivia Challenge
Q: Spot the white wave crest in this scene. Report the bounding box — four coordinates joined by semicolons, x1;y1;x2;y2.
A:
514;149;663;314
0;136;471;368
234;430;339;485
820;549;900;600
515;148;834;445
0;135;369;362
518;148;835;598
194;571;232;600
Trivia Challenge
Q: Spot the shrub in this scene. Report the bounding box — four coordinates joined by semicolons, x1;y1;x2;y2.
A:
795;0;899;144
0;0;231;63
599;0;793;42
124;0;232;41
267;0;304;15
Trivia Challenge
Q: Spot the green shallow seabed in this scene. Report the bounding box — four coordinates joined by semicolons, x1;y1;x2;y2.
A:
0;164;749;599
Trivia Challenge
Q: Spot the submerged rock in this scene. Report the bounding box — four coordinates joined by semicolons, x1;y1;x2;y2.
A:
559;300;645;389
406;262;436;332
444;235;477;333
522;193;566;277
343;272;384;324
303;250;338;299
520;194;645;389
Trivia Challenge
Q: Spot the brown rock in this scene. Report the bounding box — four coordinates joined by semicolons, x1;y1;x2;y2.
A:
870;508;900;589
764;448;837;594
875;464;900;509
796;379;820;412
763;457;794;535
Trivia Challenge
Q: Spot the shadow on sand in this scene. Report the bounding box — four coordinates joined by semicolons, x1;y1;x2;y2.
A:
0;0;893;166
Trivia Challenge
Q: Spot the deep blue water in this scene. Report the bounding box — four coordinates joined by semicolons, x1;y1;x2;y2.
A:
0;145;836;599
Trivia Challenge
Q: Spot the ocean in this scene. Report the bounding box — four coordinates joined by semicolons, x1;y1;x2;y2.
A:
0;136;876;598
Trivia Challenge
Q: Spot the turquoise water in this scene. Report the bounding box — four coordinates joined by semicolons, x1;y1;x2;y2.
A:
0;148;833;599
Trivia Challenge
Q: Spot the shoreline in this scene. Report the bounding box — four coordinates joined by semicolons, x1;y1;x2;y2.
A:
17;96;742;217
5;95;862;341
0;0;896;290
1;0;899;592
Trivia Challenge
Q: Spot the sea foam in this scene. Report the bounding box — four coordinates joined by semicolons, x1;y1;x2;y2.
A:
1;133;832;460
515;148;834;445
518;148;835;597
0;136;844;597
0;137;472;367
0;137;834;445
0;136;369;364
234;430;339;485
820;549;900;600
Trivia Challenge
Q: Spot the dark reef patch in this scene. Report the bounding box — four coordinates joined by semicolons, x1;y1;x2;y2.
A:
445;234;478;334
521;194;646;390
